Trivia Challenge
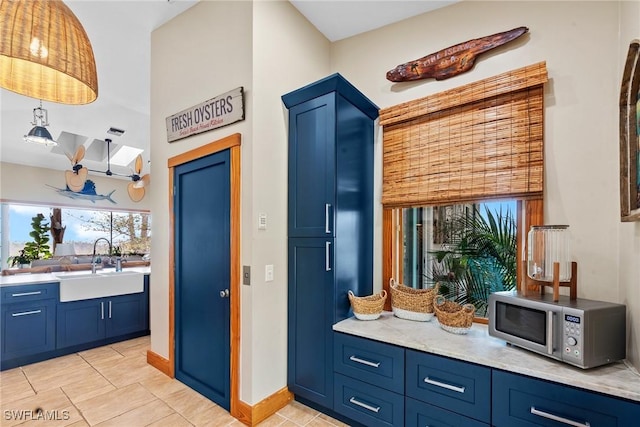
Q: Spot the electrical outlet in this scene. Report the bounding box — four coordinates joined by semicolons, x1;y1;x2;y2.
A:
265;264;274;282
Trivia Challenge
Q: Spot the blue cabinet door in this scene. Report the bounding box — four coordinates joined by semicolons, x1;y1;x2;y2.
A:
287;92;336;238
1;300;56;361
106;292;148;338
288;237;335;408
57;299;106;348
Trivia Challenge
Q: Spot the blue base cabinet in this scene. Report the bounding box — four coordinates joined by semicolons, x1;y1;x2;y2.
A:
492;370;640;427
331;332;640;426
57;279;149;349
1;283;58;364
1;275;149;371
284;74;378;409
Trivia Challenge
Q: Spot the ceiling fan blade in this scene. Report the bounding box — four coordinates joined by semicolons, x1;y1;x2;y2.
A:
64;150;74;162
128;182;145;202
65;167;88;192
134;154;143;175
72;145;86;164
133;173;150;189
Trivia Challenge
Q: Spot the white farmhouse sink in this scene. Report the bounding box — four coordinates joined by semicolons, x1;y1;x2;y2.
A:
56;270;144;302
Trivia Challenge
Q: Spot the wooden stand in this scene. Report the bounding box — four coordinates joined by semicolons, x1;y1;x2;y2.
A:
522;261;577;302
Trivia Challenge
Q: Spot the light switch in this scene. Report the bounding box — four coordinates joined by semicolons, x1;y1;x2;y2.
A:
265;264;274;282
258;213;267;230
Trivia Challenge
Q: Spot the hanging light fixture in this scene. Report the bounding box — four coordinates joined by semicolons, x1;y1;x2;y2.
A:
0;0;98;104
24;100;57;146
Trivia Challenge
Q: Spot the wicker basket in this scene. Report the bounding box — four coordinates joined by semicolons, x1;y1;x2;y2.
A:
348;290;387;320
389;279;439;322
433;295;475;334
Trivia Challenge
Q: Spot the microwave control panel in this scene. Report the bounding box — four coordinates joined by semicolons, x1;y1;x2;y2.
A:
563;313;583;363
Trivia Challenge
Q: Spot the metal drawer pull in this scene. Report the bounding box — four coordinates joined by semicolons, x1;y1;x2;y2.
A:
325;203;331;234
349;355;381;368
101;302;104;320
11;291;42;297
349;397;380;413
531;407;590;427
109;301;112;319
12;309;42;317
424;377;466;393
325;242;331;271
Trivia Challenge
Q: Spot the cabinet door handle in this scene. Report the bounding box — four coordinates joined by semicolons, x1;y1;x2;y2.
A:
101;302;104;320
424;377;466;394
325;203;331;234
349;355;381;368
349;397;380;413
11;291;42;297
531;406;590;427
108;301;112;319
546;311;555;354
12;309;42;317
325;242;331;271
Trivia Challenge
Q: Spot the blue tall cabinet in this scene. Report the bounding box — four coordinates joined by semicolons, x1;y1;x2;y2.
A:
283;74;379;410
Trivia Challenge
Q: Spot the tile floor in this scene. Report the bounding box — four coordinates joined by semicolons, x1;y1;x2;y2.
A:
0;337;348;427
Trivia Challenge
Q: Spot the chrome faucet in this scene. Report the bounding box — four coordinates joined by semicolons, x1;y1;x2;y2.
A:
92;238;112;274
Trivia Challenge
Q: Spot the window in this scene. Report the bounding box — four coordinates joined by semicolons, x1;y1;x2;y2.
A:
1;203;150;268
391;201;516;317
380;64;548;318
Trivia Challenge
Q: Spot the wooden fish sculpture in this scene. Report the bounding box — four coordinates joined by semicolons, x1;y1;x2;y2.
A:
386;26;529;82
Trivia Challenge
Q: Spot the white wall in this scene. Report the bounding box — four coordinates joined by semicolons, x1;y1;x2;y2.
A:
330;0;638;367
149;0;330;404
0;161;149;212
149;0;253;381
250;0;330;404
618;0;640;371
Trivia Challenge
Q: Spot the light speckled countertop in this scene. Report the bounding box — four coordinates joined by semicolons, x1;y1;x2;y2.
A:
333;311;640;403
0;266;151;287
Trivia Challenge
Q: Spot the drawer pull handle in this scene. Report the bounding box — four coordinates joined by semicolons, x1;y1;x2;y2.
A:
11;291;42;297
349;355;381;368
424;377;466;394
325;204;331;234
349;397;380;413
531;407;590;427
12;309;42;317
325;242;331;271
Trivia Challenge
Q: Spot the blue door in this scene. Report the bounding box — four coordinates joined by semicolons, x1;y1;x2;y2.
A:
174;150;231;410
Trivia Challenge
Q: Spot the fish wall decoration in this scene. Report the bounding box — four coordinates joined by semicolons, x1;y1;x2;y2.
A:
386;26;529;82
48;180;116;204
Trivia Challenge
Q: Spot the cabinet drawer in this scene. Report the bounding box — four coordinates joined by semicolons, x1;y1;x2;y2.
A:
406;350;491;423
334;332;404;393
1;299;56;360
405;397;489;427
493;370;640;427
1;283;58;304
334;373;403;427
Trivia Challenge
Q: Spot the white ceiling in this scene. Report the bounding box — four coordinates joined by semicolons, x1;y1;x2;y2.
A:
0;0;456;178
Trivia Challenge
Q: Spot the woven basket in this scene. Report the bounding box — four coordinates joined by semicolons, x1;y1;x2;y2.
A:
433;295;475;334
348;290;387;320
389;279;439;322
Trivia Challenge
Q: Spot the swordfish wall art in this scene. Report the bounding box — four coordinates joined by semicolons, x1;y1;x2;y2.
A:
386;26;529;82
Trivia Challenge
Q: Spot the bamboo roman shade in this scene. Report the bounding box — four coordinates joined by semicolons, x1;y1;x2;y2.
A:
380;62;548;207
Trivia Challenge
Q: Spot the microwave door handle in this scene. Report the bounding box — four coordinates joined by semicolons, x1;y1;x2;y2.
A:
546;311;554;354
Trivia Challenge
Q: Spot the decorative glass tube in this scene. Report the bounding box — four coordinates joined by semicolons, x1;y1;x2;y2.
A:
527;225;571;282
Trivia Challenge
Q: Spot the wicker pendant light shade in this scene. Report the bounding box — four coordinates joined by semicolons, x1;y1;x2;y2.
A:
0;0;98;104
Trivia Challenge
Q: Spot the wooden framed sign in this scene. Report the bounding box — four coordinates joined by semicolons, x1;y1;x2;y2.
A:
166;87;244;143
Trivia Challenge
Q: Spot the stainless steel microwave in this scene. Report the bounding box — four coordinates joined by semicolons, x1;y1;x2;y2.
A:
488;291;626;369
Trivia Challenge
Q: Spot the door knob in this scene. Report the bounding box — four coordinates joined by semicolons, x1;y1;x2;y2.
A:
220;289;230;298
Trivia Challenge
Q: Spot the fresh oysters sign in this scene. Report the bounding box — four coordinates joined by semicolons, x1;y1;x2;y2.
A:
166;87;244;143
